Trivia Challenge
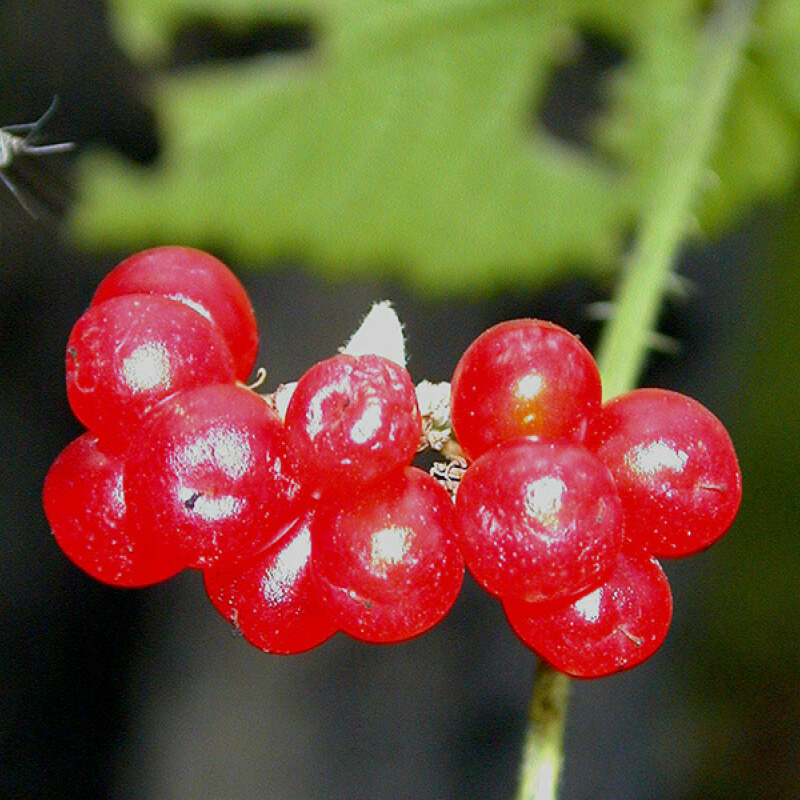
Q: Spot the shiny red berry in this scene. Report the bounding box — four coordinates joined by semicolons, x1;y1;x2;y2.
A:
66;294;236;451
450;319;601;460
310;467;464;644
125;384;300;570
284;353;422;492
204;512;338;654
92;246;259;380
585;388;742;557
455;437;623;603
43;433;185;586
503;550;673;678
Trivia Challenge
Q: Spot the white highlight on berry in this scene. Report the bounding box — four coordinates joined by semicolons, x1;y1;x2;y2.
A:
180;429;252;480
370;525;412;574
524;476;567;526
304;382;342;440
110;472;126;519
627;439;689;476
166;292;213;323
122;342;170;391
262;525;311;603
211;430;252;480
573;587;602;623
350;403;383;444
515;373;544;401
342;301;407;367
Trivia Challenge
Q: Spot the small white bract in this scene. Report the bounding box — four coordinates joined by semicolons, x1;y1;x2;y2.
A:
341;301;407;367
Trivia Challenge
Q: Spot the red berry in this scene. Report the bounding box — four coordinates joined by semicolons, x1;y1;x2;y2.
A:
503;550;673;678
450;319;601;461
585;388;742;557
43;433;185;587
92;246;259;381
455;437;623;603
66;294;236;451
125;384;300;570
284;353;422;492
310;467;464;644
204;512;338;654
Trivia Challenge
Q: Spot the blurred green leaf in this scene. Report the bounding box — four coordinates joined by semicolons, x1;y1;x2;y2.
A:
71;0;800;291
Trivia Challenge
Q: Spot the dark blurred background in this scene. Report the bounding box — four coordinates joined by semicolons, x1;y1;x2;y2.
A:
1;2;798;799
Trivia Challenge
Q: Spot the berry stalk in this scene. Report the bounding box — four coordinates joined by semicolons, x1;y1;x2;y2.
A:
515;662;570;800
516;2;754;798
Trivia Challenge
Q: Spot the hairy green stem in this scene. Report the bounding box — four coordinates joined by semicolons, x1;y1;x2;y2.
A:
595;0;755;397
514;2;754;799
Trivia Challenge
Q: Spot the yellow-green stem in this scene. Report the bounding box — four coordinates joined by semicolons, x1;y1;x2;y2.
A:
515;663;570;800
514;2;754;799
596;0;755;397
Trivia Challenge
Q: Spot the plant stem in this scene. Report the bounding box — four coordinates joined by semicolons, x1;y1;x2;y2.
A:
514;662;570;800
595;0;755;398
514;2;754;798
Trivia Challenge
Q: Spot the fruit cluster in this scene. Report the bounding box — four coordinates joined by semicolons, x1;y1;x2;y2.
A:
44;247;742;678
450;321;741;676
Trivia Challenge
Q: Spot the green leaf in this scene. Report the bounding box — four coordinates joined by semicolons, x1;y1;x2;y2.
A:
70;0;800;292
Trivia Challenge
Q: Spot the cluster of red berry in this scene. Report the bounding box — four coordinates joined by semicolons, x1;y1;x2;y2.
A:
43;247;742;678
450;321;741;676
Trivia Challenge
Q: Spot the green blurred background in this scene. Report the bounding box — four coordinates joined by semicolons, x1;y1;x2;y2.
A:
0;1;797;798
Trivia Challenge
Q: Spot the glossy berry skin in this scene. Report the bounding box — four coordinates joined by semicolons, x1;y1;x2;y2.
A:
125;384;300;570
455;437;623;603
284;354;422;492
310;466;464;644
92;246;259;381
43;433;185;587
66;294;236;451
204;512;338;654
585;389;742;557
450;319;601;461
503;550;673;678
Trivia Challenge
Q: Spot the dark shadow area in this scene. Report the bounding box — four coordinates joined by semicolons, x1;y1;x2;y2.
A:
170;19;315;68
0;0;159;165
536;28;627;156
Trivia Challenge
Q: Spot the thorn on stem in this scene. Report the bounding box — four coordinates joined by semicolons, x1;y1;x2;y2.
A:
585;301;615;321
667;272;698;301
647;331;681;356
